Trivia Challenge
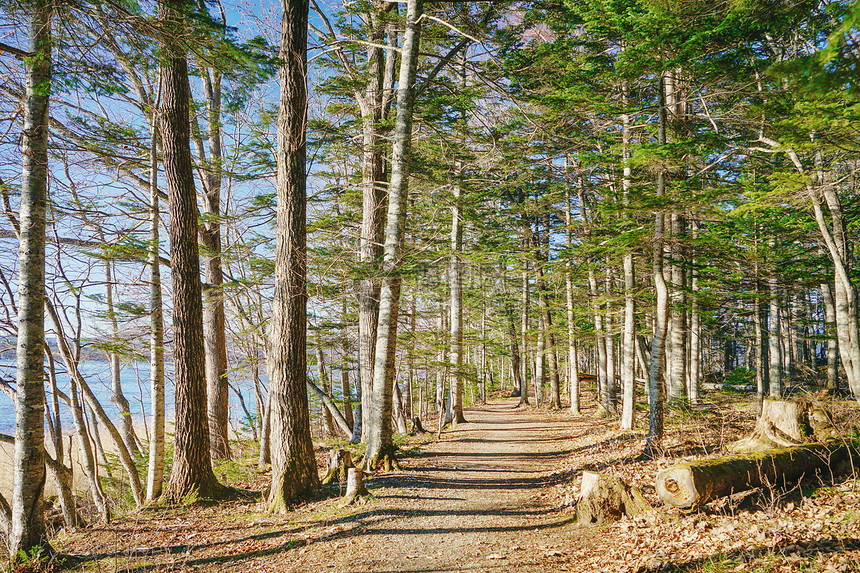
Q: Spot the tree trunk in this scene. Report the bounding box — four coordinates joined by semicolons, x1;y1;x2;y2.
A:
316;345;338;438
688;248;700;404
196;62;231;461
769;272;783;398
365;0;422;470
356;6;388;444
267;0;318;510
619;81;636;428
104;259;139;456
340;300;355;431
564;186;580;414
503;263;526;406
821;282;839;394
646;74;669;455
10;2;51;556
159;0;223;503
589;269;612;416
668;214;687;403
147;117;166;502
449;182;465;424
520;267;531;400
65;350;109;521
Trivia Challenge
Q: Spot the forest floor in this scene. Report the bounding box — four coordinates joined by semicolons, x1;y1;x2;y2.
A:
49;393;860;573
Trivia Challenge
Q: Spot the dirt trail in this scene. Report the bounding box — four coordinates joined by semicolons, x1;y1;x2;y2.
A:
289;399;586;572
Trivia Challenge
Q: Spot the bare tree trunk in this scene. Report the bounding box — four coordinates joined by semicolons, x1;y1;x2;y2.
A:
589;269;612;415
646;74;669;456
449;181;465;424
147;123;166;501
316;345;337;438
65;351;110;521
688;240;700;404
668;214;687;403
768;273;783;398
605;263;616;410
159;0;223;503
341;300;355;430
10;2;51;556
436;301;447;415
502;261;526;406
267;0;318;510
821;282;839;394
197;62;231;461
620;82;636;428
357;5;388;443
520;267;531;399
364;0;422;469
104;259;139;456
564;186;580;414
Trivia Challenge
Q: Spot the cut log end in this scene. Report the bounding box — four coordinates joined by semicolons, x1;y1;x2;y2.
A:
655;465;700;510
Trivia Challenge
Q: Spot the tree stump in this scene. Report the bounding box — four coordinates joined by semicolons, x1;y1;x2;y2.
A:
728;398;835;453
576;471;651;525
321;449;353;486
410;416;427;434
341;467;369;506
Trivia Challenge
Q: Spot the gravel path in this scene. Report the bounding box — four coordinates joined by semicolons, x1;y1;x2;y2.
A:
286;399;586;572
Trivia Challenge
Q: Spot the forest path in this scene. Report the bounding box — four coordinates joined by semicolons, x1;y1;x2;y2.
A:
286;398;590;572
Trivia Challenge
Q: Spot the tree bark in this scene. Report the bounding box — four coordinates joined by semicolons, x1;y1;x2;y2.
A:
147;122;166;502
668;214;687;403
196;62;231;461
267;0;319;510
821;282;839;394
657;442;855;510
10;1;52;557
104;258;139;456
449;181;465;424
768;270;783;398
357;4;388;444
564;185;580;414
365;0;422;469
646;74;669;455
159;0;223;503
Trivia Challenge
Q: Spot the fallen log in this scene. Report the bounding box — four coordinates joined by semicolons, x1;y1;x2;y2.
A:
656;442;856;510
576;471;651;524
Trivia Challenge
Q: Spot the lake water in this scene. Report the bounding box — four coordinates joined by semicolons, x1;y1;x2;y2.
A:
0;359;258;436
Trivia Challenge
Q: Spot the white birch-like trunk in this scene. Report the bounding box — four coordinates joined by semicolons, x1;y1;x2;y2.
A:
364;0;422;467
11;2;51;555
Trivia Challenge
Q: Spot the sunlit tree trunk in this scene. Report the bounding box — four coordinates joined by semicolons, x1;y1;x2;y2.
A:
196;62;231;461
10;0;52;557
646;74;669;455
449;181;465;424
364;0;422;468
620;99;636;427
564;186;580;414
103;259;139;456
768;271;783;398
668;214;687;403
267;0;318;509
146;120;166;502
357;4;389;443
159;0;223;503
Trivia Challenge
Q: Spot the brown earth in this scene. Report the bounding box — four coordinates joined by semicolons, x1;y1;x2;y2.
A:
52;396;860;572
